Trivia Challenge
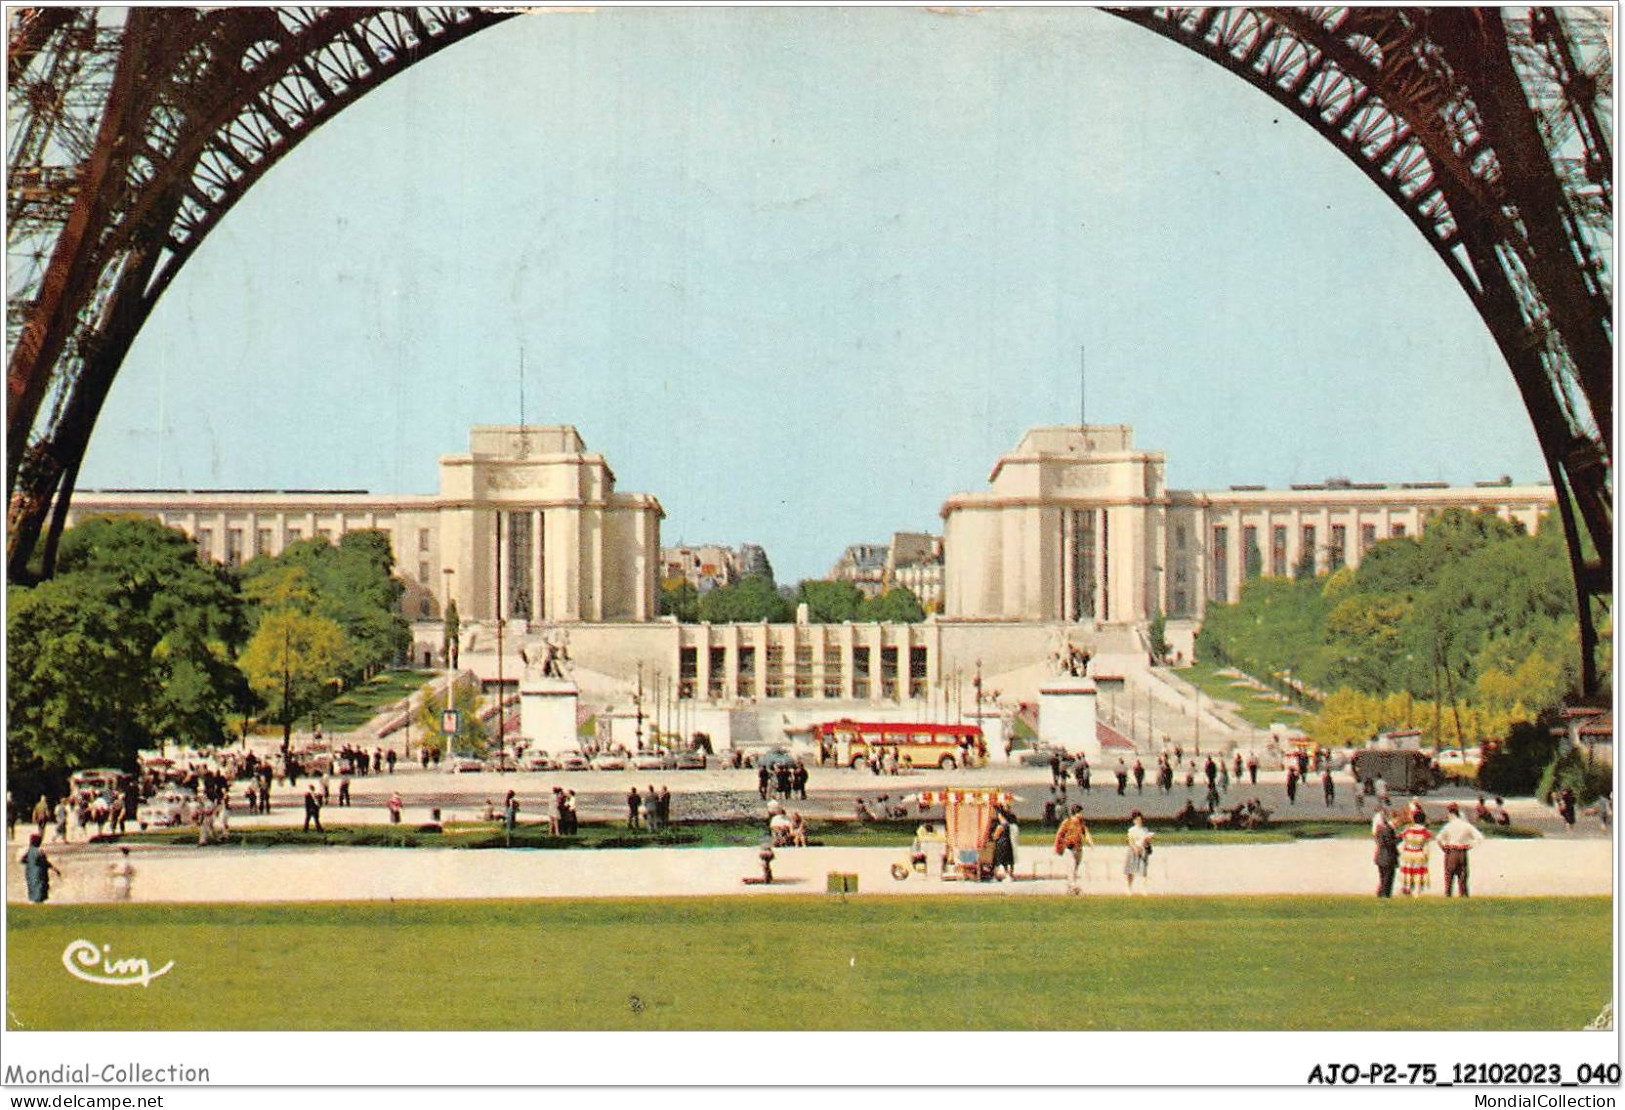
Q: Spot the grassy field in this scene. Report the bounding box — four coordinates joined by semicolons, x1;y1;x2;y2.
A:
7;896;1609;1031
1182;660;1311;730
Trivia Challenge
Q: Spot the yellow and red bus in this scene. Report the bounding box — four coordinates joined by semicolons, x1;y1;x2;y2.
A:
813;719;987;770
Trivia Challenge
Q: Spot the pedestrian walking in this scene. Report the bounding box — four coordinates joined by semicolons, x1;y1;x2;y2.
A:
107;847;136;901
302;785;323;833
990;808;1017;881
1286;767;1299;805
503;790;520;846
1052;804;1095;894
19;832;63;903
387;792;403;825
1321;769;1335;807
1132;759;1145;794
1123;811;1153;894
1115;760;1128;796
1558;787;1578;832
1246;753;1258;785
627;787;642;830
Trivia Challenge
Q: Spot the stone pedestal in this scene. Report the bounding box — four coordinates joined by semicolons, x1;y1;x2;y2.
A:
1039;676;1099;759
521;676;580;754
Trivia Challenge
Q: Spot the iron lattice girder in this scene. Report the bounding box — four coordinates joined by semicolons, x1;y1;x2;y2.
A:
1110;8;1612;511
3;7;1614;684
5;6;517;523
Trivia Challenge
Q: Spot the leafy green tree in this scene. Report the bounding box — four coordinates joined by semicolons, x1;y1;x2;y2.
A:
412;678;490;757
7;516;246;802
658;579;698;622
239;531;410;683
1147;610;1170;664
859;587;926;624
1243;536;1264;580
443;598;461;667
796;580;865;623
696;575;792;623
239;608;347;751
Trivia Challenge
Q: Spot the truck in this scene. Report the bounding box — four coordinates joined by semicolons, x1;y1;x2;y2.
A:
1352;748;1443;795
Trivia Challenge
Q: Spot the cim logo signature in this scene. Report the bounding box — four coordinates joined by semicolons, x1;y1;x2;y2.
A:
62;938;174;988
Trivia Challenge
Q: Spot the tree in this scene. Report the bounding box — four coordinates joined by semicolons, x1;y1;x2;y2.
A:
239;608;347;751
796;580;865;623
859;587;926;624
658;579;698;622
696;575;792;623
1147;609;1170;664
1243;535;1264;580
444;599;461;668
412;678;490;757
239;531;410;684
7;516;246;802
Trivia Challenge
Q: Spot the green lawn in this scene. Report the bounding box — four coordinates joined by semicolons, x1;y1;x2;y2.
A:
1182;659;1310;730
318;669;437;730
7;896;1608;1031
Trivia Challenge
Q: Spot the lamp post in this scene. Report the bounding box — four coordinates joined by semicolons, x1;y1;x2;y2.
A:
443;567;455;772
635;662;645;752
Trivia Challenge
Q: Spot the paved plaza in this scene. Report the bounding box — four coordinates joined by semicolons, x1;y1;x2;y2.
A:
8;761;1612;905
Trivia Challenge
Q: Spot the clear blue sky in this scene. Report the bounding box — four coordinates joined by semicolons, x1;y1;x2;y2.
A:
78;6;1545;584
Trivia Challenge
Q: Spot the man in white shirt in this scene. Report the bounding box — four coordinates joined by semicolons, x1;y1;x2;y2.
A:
1436;802;1486;897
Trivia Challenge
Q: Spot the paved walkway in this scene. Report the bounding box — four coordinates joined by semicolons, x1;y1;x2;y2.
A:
9;836;1611;904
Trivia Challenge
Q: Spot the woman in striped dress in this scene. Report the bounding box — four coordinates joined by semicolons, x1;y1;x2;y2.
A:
1399;810;1433;895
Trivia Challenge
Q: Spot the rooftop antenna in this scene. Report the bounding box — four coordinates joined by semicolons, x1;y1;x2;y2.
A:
1079;344;1089;449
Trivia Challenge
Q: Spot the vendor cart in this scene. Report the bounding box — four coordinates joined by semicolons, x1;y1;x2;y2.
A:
892;789;1019;881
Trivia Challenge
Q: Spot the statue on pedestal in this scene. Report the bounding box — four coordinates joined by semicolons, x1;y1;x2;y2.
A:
1049;629;1091;678
524;626;573;682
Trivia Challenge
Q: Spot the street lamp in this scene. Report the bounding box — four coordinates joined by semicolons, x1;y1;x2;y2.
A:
443;567;456;772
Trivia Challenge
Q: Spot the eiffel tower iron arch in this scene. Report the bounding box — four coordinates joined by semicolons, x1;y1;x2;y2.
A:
7;6;1613;692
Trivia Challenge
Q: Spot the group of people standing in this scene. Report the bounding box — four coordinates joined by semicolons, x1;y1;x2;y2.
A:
626;784;673;832
757;761;809;800
1370;800;1484;897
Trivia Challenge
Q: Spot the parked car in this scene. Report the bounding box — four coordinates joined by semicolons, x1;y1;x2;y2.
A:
137;790;201;829
1017;744;1068;767
69;768;128;799
557;752;590;772
449;753;485;773
674;750;707;770
526;754;559;772
485;752;520;773
631;751;674;771
591;753;627;771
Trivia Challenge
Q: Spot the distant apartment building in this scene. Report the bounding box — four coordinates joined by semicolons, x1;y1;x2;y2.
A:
826;532;944;606
885;532;944;610
661;542;775;593
828;543;890;597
